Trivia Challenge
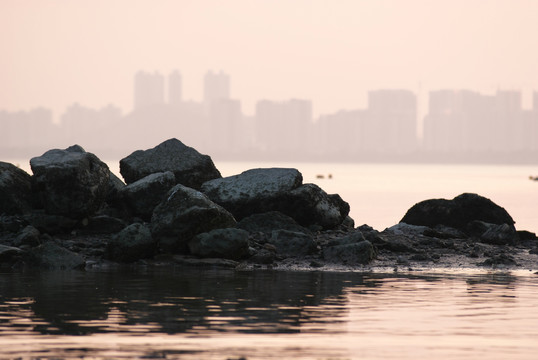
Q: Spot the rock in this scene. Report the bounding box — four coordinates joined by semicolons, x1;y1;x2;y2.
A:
400;193;515;233
120;171;176;220
24;211;79;234
0;215;28;234
172;255;239;268
283;184;350;229
105;171;126;205
202;168;348;229
0;162;33;215
479;223;518;245
78;215;127;235
14;225;40;247
268;230;317;257
151;184;237;253
386;223;431;236
517;230;537;241
0;245;24;261
237;211;311;235
28;242;85;269
201;167;303;217
189;228;250;260
119;138;221;189
249;248;276;264
323;239;375;265
479;253;518;267
105;223;155;263
30;145;110;219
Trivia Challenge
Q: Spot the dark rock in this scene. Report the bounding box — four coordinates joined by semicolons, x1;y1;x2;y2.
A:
237;211;311;236
105;171;126;206
79;215;127;235
268;230;317;257
24;211;79;234
0;245;24;261
249;248;276;264
119;138;221;189
479;253;518;267
14;225;40;247
517;230;537;241
172;255;239;268
120;171;176;220
0;215;28;234
386;223;430;236
479;223;518;245
105;223;155;263
400;193;515;233
30;145;110;219
0;162;33;215
323;240;375;265
28;242;85;269
189;228;250;260
151;184;237;253
201;167;303;218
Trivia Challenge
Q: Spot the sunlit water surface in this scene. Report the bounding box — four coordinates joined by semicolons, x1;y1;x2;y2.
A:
1;269;538;359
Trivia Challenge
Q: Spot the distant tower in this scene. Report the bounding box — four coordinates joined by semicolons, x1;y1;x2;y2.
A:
134;71;165;110
203;70;230;104
168;70;182;105
533;91;538;111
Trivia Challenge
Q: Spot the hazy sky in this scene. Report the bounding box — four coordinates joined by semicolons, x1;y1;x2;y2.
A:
1;0;538;118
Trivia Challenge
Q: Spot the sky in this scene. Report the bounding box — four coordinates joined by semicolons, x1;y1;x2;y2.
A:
1;0;538;119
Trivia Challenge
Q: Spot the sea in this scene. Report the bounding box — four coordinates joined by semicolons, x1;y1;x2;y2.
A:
2;160;538;359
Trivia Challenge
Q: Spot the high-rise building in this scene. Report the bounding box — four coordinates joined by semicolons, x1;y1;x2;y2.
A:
134;71;165;110
168;70;182;105
203;71;230;104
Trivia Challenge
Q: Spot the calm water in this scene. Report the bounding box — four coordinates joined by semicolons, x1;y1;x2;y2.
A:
1;268;537;359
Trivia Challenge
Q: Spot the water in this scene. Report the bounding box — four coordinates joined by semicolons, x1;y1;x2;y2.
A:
1;268;537;359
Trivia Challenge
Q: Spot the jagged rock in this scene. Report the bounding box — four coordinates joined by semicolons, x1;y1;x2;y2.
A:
105;223;155;263
105;171;126;206
189;228;250;260
151;184;237;253
30;145;110;219
14;225;40;247
323;239;375;265
386;223;431;236
202;168;348;229
120;171;176;220
268;230;317;257
0;162;33;215
479;222;518;245
237;211;311;235
28;242;85;269
400;193;515;233
119;138;221;189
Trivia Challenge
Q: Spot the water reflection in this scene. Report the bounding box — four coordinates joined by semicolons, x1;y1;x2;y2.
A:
0;269;537;359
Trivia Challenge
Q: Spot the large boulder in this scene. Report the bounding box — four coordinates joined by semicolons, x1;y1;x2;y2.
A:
28;242;85;270
119;138;221;189
0;162;33;215
400;193;515;233
105;223;155;263
237;211;311;236
30;145;110;219
120;171;176;220
189;228;250;260
268;230;317;257
201;168;349;229
151;184;237;253
323;231;375;265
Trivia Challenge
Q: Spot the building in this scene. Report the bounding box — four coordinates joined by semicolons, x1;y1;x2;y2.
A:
134;71;165;110
203;70;230;104
168;70;183;105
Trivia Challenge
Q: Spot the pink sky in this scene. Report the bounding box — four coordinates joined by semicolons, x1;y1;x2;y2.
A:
1;0;538;118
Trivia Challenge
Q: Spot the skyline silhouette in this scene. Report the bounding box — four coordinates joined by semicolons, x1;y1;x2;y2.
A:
1;70;537;164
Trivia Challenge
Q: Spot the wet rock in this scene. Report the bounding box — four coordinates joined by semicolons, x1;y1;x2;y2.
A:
14;225;40;247
172;255;239;268
120;171;176;220
189;228;250;260
30;145;110;219
119;138;221;189
323;239;375;265
0;245;24;260
28;242;86;269
201;167;303;219
151;184;236;253
479;222;518;245
0;162;33;215
237;211;311;236
479;253;518;267
400;193;515;233
249;248;276;264
105;223;155;263
268;230;317;257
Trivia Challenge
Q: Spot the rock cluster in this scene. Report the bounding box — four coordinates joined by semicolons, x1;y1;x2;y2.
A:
0;138;537;271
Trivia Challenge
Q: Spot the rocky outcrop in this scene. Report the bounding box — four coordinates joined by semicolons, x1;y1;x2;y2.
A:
400;193;515;233
268;230;317;257
119;138;221;189
151;184;237;253
189;228;250;260
322;231;375;265
120;171;176;220
30;145;110;219
0;162;33;215
105;223;155;263
237;211;311;235
201;168;348;229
